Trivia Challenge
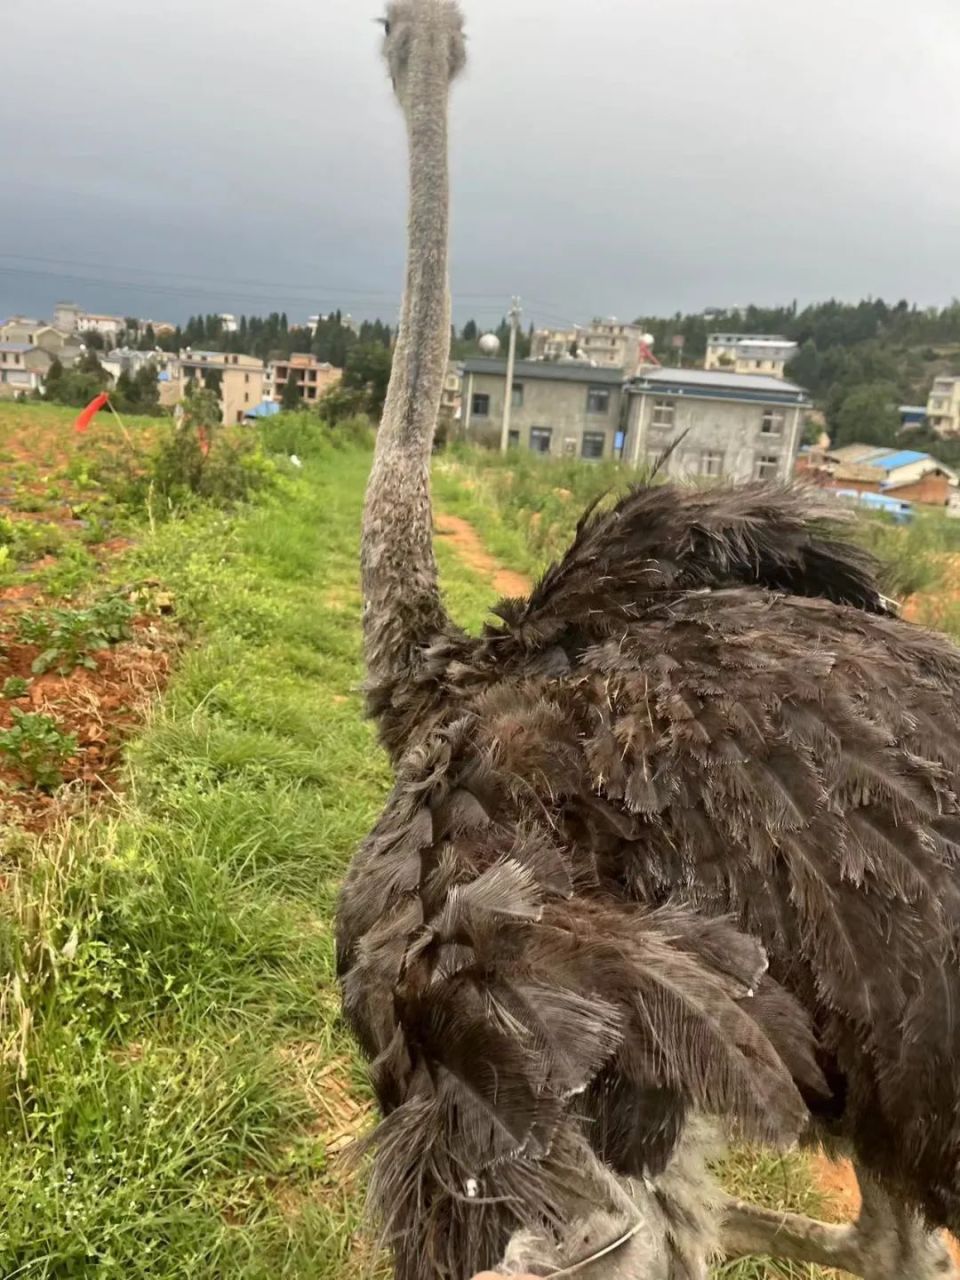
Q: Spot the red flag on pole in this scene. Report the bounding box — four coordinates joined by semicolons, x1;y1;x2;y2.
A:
74;392;110;434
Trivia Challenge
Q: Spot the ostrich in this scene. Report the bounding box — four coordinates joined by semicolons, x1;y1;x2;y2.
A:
337;3;960;1277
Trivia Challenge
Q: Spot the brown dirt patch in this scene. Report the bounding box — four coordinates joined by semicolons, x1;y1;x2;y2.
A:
434;512;531;600
0;613;176;831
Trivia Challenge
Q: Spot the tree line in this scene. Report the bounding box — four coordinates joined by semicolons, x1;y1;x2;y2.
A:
636;298;960;450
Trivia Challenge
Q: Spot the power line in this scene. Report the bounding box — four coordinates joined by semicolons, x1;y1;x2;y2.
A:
0;251;511;305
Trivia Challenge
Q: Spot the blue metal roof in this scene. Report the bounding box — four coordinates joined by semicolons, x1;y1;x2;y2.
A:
870;449;932;472
243;400;281;419
0;342;34;353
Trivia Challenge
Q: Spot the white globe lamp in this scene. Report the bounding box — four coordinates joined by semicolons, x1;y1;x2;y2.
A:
478;333;501;356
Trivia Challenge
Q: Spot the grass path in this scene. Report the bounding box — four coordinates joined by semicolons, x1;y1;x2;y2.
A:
0;437;856;1279
0;446;498;1279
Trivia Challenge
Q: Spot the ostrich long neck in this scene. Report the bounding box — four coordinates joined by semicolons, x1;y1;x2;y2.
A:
361;34;453;690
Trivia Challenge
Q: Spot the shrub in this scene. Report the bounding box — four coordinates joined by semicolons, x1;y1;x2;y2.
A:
17;597;134;675
259;411;373;460
0;709;77;789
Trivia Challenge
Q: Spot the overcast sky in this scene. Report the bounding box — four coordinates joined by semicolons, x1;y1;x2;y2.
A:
2;0;959;333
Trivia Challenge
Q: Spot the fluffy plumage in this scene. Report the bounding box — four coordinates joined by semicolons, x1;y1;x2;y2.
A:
339;479;960;1277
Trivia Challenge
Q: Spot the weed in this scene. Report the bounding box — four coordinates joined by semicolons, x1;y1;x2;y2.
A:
17;596;135;674
0;707;77;788
2;676;30;698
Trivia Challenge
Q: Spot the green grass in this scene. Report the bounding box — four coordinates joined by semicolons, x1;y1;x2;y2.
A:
0;421;849;1277
0;434;502;1279
434;442;960;614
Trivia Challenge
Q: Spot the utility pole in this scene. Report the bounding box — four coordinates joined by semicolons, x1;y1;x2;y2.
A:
499;296;522;454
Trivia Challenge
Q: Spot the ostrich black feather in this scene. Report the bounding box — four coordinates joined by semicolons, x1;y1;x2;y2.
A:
338;479;960;1278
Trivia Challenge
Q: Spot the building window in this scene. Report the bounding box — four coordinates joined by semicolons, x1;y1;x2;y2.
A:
761;408;786;436
756;453;780;480
699;449;724;477
244;373;250;384
244;392;249;403
586;386;610;414
651;398;675;428
508;429;520;449
472;393;490;417
529;427;552;454
581;432;606;460
511;382;524;408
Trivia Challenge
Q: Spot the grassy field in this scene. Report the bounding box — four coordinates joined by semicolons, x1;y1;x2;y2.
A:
0;410;501;1278
434;443;960;627
0;408;906;1277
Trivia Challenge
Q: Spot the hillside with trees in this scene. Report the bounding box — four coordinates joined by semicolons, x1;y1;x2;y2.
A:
636;298;960;455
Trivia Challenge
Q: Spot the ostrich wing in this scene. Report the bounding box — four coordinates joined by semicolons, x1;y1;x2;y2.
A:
336;723;821;1280
492;483;889;653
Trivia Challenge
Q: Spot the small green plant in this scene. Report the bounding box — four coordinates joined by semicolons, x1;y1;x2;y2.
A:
16;596;135;675
2;676;30;698
0;707;76;789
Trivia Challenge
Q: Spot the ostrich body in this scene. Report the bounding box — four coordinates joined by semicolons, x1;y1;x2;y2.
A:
339;3;960;1277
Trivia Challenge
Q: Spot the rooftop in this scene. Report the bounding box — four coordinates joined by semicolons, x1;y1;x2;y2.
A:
708;333;795;345
829;445;957;481
630;366;807;399
462;358;624;384
0;342;35;354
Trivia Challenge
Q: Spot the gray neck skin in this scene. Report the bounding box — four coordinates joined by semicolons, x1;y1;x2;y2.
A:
361;40;452;690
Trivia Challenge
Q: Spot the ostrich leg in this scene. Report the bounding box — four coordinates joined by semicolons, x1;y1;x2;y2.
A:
720;1167;958;1279
852;1164;957;1280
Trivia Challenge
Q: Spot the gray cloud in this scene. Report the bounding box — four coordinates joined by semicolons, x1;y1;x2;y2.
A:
2;0;958;331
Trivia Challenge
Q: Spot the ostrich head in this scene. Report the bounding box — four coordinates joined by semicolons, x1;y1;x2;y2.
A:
380;0;466;105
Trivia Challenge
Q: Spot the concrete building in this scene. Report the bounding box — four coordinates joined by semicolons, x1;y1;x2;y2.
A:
0;317;43;345
219;314;239;334
100;347;175;385
162;350;265;425
265;353;341;406
899;404;928;431
579;318;648;377
440;361;462;424
0;344;53;398
530;327;581;362
0;319;81;363
461;358;624;459
78;313;124;342
53;302;83;335
927;376;960;436
705;334;798;377
797;445;958;508
623;368;809;483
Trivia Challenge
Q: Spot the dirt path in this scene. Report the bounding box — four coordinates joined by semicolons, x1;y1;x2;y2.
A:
434;512;531;599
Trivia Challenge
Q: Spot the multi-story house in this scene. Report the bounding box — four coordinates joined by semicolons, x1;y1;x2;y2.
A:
705;333;798;377
0;344;53;398
461;358;624;460
578;318;648;377
622;367;809;483
161;350;265;425
530;327;581;362
265;353;341;406
927;376;960;436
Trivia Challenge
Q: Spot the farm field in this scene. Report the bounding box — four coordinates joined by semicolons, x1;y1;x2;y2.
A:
0;403;953;1277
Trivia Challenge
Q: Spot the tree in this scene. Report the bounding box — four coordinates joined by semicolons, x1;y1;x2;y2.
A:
342;343;393;417
113;363;161;416
832;383;901;448
80;328;105;351
281;373;303;410
43;351;108;408
461;319;478;342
